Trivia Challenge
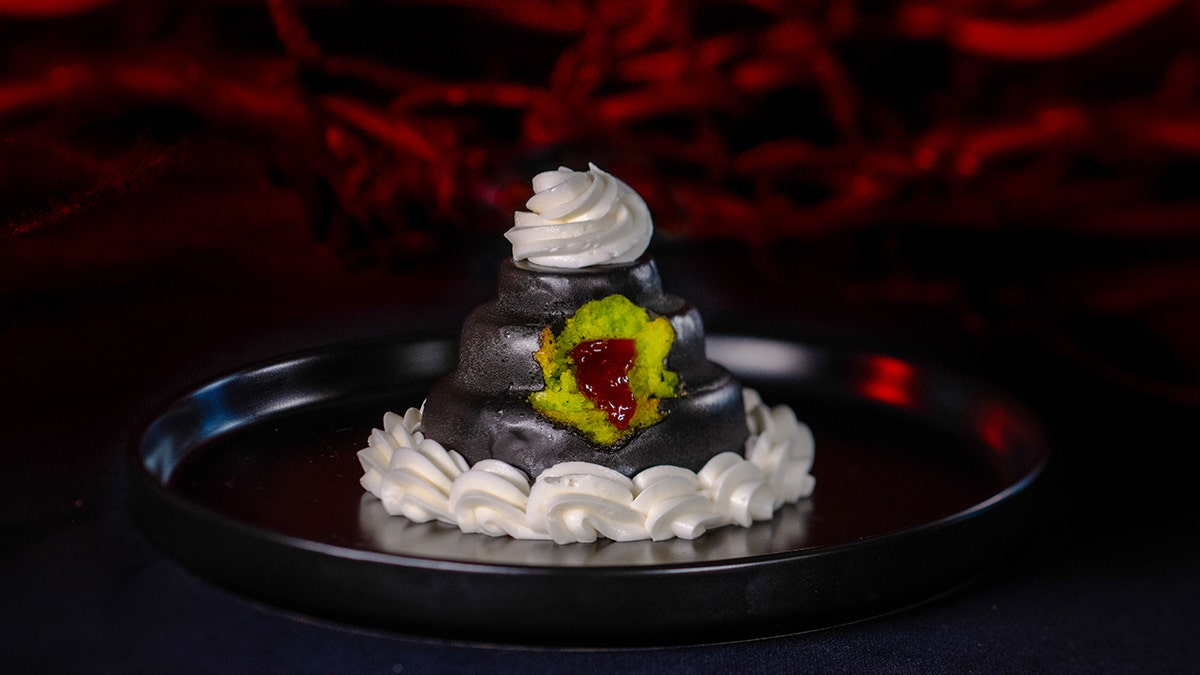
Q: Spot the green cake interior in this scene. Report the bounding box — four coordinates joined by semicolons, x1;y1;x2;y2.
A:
531;294;679;445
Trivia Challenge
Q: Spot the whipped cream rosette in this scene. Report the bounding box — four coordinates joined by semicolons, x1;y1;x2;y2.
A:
505;163;652;268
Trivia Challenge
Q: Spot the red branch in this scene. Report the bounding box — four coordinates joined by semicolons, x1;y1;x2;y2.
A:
0;0;1197;260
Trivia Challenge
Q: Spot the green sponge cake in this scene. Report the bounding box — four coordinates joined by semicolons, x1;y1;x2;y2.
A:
531;294;679;445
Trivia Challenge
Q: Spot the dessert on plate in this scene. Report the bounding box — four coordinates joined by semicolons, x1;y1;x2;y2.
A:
358;163;815;543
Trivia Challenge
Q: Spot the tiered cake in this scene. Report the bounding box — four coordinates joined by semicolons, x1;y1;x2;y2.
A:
358;164;815;543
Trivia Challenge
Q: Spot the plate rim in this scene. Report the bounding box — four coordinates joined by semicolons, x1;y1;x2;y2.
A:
126;333;1051;641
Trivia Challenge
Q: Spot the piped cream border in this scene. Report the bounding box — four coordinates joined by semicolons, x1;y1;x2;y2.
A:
358;389;814;543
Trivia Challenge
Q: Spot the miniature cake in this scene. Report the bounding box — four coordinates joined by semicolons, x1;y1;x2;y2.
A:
358;163;814;543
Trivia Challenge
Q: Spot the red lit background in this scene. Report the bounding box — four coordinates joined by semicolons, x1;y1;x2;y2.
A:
2;0;1198;670
5;1;1198;357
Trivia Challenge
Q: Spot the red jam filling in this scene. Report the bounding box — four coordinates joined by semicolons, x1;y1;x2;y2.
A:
571;338;637;430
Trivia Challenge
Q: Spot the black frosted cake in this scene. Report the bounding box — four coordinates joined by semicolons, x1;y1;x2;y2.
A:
421;255;747;478
358;163;815;543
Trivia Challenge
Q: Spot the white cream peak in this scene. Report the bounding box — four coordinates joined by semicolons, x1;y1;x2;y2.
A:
505;163;652;268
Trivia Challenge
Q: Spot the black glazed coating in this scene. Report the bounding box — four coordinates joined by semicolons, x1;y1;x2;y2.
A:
420;255;748;478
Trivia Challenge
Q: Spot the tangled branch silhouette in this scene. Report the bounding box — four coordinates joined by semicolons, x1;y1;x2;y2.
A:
2;0;1197;265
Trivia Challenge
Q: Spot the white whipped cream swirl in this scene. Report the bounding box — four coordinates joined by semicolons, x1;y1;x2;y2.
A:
504;163;652;268
357;389;816;543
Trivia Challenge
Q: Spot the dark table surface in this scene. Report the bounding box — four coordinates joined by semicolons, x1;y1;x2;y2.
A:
3;142;1199;673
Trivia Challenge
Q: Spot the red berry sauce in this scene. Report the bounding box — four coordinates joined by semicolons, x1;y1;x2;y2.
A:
571;338;638;430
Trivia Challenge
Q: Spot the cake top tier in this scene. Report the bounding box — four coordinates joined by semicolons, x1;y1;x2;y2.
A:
504;163;652;269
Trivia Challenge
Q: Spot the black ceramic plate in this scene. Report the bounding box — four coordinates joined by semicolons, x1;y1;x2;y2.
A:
128;335;1048;645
